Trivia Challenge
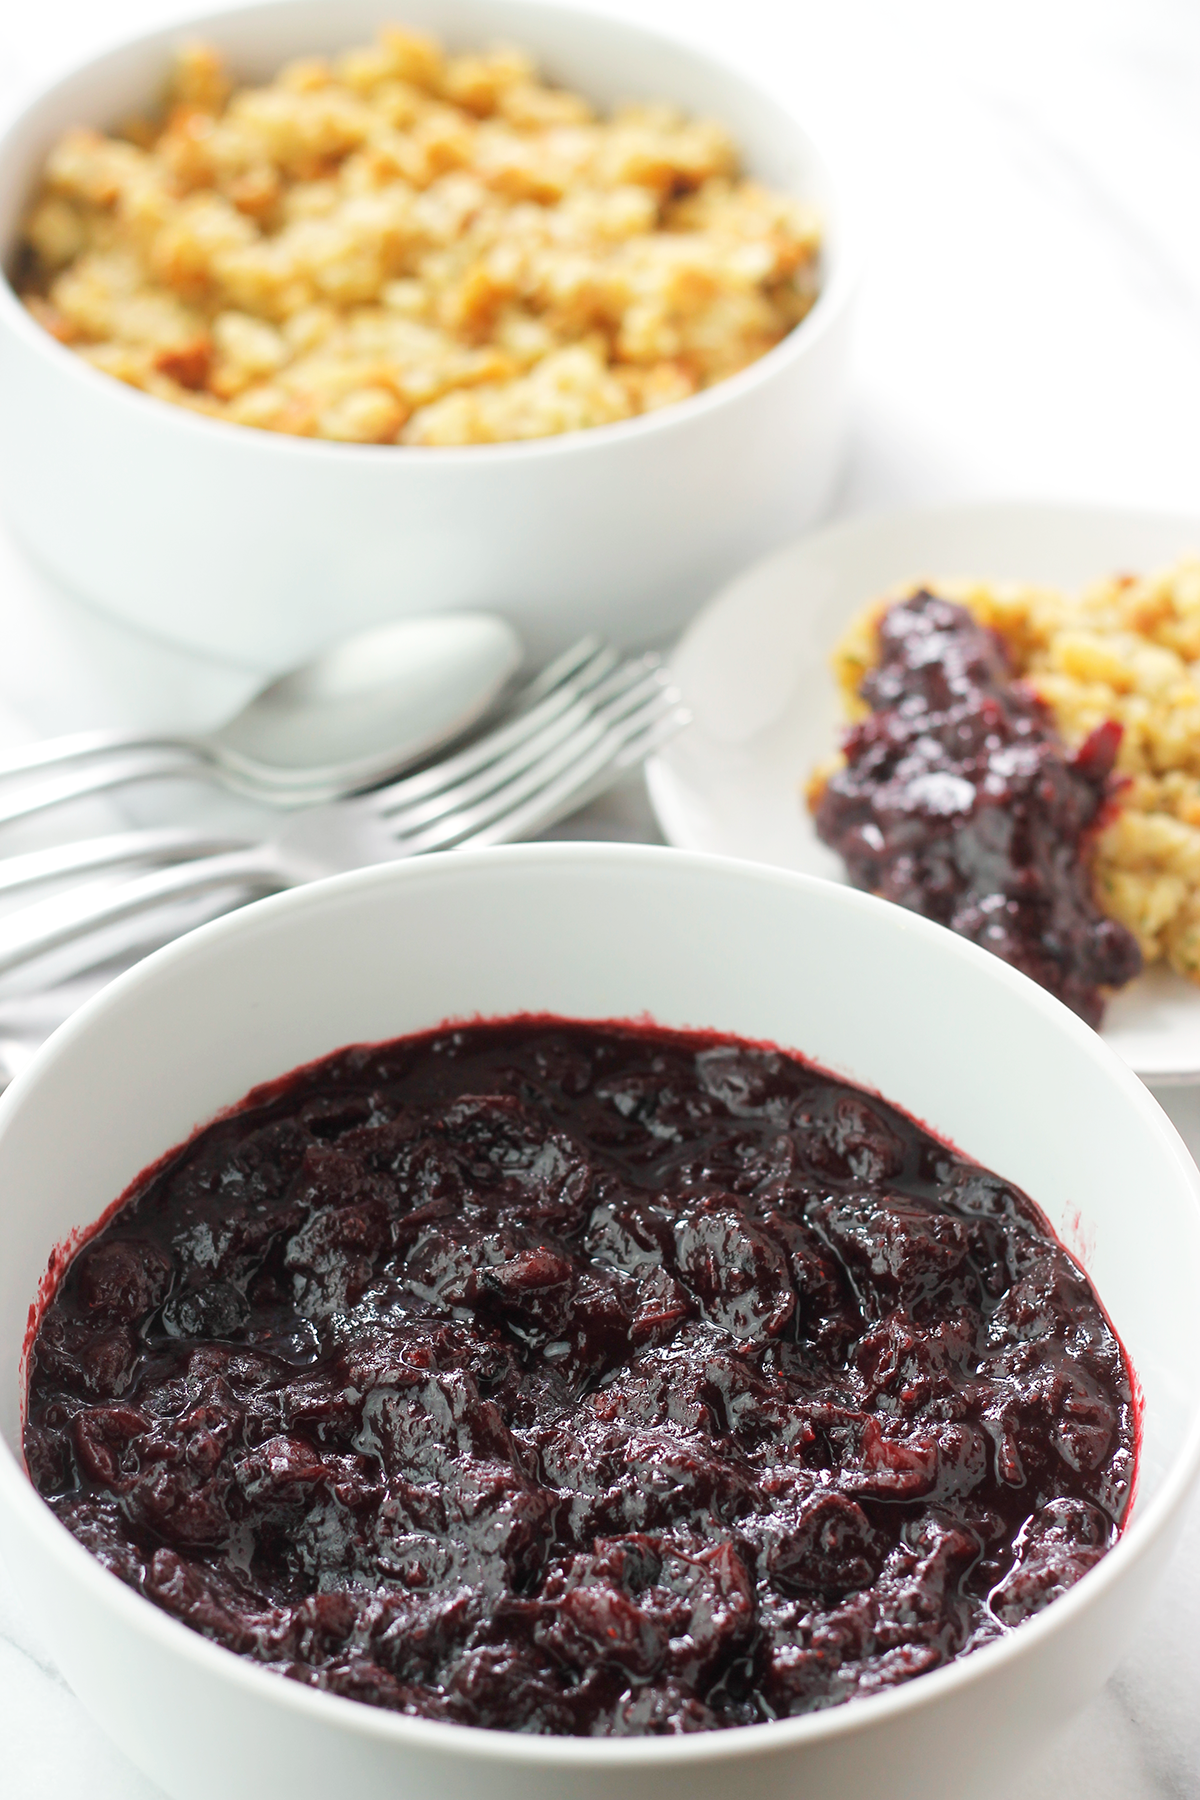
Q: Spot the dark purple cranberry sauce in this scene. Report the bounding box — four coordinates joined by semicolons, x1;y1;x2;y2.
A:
812;590;1142;1027
25;1019;1134;1735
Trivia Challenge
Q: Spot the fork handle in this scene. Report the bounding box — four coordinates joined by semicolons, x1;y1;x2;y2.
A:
0;846;281;978
0;744;211;827
0;828;250;896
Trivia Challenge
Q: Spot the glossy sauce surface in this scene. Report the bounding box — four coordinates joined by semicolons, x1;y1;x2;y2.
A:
25;1019;1134;1734
812;591;1143;1025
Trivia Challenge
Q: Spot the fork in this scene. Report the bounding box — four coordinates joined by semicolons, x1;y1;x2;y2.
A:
0;652;685;979
0;636;619;891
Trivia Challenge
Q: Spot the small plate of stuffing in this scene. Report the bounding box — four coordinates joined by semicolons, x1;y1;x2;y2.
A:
646;501;1200;1081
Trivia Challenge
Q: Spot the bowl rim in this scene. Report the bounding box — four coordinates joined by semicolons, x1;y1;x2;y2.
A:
2;842;1199;1767
0;0;860;466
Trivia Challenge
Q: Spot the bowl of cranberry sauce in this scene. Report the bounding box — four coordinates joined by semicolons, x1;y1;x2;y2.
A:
23;1018;1138;1735
1;847;1199;1800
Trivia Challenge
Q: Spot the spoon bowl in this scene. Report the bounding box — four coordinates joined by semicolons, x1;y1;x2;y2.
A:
209;612;523;798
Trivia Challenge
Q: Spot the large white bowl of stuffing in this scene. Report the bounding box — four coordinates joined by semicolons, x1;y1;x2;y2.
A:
0;0;855;669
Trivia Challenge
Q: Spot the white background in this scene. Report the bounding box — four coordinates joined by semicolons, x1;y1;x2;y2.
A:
1;2;1199;1794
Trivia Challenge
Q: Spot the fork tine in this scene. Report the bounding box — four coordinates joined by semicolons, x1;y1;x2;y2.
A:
387;665;670;853
361;638;619;810
453;692;689;851
509;634;604;708
375;656;664;832
390;668;682;856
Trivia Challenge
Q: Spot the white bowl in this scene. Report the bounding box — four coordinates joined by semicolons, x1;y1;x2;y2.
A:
0;0;855;672
0;843;1198;1800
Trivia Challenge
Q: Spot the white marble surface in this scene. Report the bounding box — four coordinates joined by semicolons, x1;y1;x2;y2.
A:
2;0;1200;1793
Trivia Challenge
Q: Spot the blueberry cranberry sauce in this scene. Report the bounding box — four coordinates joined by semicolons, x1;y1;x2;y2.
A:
25;1018;1135;1735
812;590;1143;1026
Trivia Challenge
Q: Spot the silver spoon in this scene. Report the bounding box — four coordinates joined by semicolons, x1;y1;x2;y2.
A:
0;611;524;820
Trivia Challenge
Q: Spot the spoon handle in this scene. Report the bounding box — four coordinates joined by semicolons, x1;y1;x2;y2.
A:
0;727;197;779
0;745;211;827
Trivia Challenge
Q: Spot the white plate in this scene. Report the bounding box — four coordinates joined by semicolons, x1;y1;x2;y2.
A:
646;501;1200;1083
